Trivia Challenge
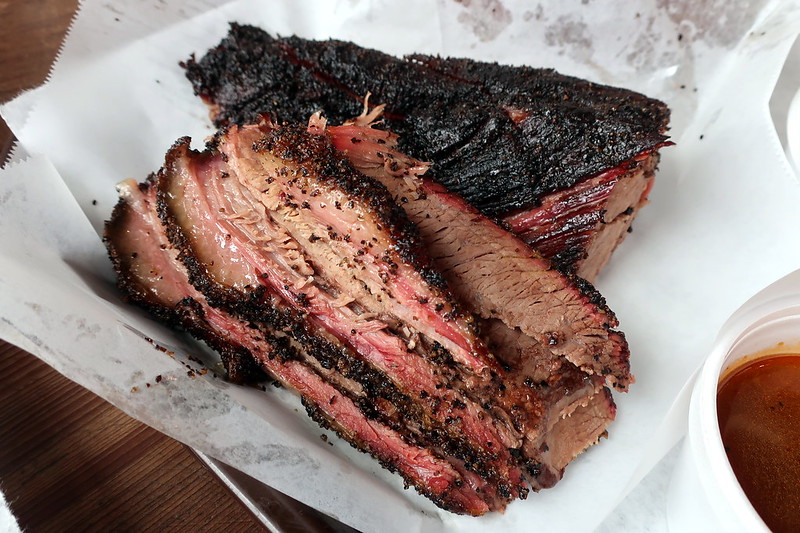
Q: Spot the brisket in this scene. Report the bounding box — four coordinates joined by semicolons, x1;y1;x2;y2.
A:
104;180;497;514
317;113;631;390
104;177;265;383
182;23;671;279
104;118;622;515
154;129;530;506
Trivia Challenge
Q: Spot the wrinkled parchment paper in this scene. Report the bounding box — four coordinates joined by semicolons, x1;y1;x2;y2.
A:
2;1;799;531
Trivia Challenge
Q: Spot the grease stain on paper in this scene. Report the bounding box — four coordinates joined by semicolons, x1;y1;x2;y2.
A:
522;4;545;23
455;0;513;42
622;14;682;73
656;0;764;47
145;377;235;419
0;316;45;350
64;314;103;341
225;441;320;470
544;14;594;61
0;190;13;209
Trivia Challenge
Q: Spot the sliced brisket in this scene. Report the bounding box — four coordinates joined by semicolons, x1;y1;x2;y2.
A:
105;177;504;515
502;152;659;281
182;23;671;278
154;131;534;505
318;114;631;390
104;177;266;383
105;117;623;515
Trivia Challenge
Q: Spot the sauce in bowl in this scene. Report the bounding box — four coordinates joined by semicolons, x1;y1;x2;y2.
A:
717;354;800;533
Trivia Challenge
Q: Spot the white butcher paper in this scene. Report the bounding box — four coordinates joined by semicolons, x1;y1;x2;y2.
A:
1;1;799;532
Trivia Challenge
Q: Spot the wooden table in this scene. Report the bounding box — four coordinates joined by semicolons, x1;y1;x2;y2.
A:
0;3;343;531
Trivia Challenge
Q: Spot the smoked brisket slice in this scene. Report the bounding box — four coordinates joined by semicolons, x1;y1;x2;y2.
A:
154;131;532;504
314;112;620;476
182;23;671;279
317;114;631;391
212;120;612;478
104;178;502;515
502;153;658;281
103;177;265;383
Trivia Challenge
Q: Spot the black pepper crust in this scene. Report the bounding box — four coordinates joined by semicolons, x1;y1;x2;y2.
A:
104;187;176;325
238;309;520;496
300;398;480;514
103;177;267;384
173;298;268;384
182;23;670;216
557;263;617;323
221;283;521;494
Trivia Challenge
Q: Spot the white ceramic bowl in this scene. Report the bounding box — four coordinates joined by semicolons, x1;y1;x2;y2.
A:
666;271;800;532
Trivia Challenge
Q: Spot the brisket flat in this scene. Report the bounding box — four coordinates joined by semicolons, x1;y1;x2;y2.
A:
104;119;621;515
182;23;671;279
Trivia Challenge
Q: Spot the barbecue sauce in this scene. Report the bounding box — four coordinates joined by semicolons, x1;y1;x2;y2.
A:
717;354;800;533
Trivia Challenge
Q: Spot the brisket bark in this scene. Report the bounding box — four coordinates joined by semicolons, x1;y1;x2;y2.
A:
104;120;621;515
182;23;671;279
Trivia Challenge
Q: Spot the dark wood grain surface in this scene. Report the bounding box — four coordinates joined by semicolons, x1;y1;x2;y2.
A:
0;2;269;531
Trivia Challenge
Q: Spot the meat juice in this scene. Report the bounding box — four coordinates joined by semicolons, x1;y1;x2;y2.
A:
717;354;800;533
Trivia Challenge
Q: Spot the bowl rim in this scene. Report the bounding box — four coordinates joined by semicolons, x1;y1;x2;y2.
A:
691;309;800;532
